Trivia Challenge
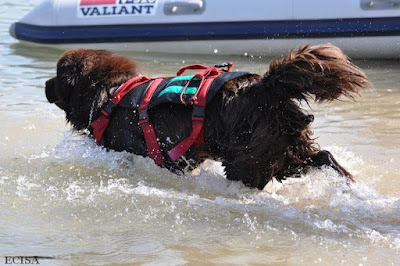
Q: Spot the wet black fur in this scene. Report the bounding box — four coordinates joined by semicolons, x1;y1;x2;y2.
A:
45;44;371;189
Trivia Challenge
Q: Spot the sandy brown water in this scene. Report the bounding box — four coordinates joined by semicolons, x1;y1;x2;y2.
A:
1;1;400;265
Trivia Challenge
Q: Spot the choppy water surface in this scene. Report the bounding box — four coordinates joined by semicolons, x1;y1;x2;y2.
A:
1;1;400;265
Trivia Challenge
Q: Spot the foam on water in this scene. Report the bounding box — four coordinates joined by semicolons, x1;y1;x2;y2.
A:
1;130;399;264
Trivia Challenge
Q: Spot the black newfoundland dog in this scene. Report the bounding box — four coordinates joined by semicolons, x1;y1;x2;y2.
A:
45;44;370;190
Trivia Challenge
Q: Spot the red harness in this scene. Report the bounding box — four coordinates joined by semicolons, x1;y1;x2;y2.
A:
90;63;234;165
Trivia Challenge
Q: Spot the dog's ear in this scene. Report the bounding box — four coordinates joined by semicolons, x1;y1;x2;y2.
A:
57;51;81;88
52;49;88;105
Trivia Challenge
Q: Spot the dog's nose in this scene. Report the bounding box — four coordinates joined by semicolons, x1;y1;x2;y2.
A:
45;77;67;110
45;77;58;103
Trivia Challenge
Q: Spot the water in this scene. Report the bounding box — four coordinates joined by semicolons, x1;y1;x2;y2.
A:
1;1;400;265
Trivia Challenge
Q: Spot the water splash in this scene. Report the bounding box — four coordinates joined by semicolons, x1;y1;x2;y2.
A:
1;132;399;264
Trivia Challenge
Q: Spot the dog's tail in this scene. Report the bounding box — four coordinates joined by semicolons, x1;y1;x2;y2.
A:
263;43;371;102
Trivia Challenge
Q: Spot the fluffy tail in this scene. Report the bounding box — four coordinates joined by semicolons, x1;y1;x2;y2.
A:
263;43;371;102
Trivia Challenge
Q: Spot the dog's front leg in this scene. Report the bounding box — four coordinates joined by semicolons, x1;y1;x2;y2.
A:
223;162;268;190
310;150;355;182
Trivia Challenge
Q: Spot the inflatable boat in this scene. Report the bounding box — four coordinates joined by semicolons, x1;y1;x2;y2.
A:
10;0;400;58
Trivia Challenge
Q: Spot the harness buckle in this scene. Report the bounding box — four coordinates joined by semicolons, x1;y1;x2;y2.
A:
193;106;205;118
101;100;116;118
138;109;148;121
215;62;231;68
215;62;233;72
138;109;149;125
139;118;149;125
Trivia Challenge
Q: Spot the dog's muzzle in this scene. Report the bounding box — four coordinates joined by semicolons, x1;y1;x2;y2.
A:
45;77;66;110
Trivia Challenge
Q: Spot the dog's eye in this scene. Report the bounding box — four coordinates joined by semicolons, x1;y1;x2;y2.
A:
55;78;73;102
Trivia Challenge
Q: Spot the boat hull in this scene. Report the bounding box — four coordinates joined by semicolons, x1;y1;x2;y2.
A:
9;0;400;58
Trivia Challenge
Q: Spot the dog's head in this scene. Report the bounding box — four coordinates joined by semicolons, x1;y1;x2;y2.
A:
45;49;141;130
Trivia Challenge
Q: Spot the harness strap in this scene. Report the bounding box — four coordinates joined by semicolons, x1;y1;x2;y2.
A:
167;67;224;161
138;78;164;165
167;110;204;161
91;62;235;166
112;76;151;104
91;76;151;142
176;64;208;76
